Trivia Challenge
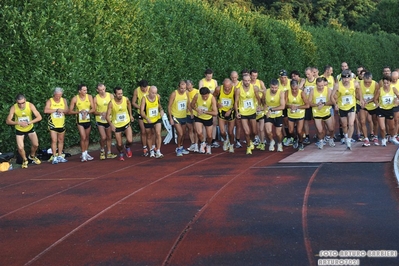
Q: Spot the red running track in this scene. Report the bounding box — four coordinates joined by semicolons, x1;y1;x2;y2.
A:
0;142;398;265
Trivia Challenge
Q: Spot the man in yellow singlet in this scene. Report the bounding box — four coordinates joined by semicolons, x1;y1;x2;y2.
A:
140;86;165;158
106;87;135;161
234;73;262;155
264;79;286;152
6;94;42;168
93;83;117;160
214;78;236;153
185;80;199;152
44;87;69;164
191;87;218;154
308;78;336;149
331;70;364;150
199;68;219;148
132;79;152;156
374;76;399;146
69;84;95;162
168;80;191;157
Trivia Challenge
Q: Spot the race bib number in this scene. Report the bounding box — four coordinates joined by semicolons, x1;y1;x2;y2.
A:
221;98;232;107
341;95;353;105
177;100;187;111
52;112;63;119
199;106;208;113
18;116;30;123
116;112;127;123
304;86;312;95
316;96;327;105
78;110;90;121
363;94;373;102
243;99;254;109
149;107;158;118
382;95;394;105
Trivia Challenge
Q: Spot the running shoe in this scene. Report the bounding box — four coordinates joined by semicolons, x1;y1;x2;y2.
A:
155;150;164;158
181;148;190;155
303;137;310;145
340;138;346;145
253;136;260;146
390;137;399;145
187;143;196;151
283;137;293;147
22;160;28;168
150;149;155;158
298;143;304;151
211;141;220;148
81;153;87;162
346;139;352;150
249;141;255;150
282;137;288;146
362;139;370;147
269;139;275;151
328;138;336;147
316;140;324;149
223;139;229;151
100;151;106;160
199;142;206;154
292;139;299;149
206;145;212;154
126;147;132;158
143;147;149;157
229;144;234;153
57;156;67;163
176;148;183;157
381;138;387;147
28;155;41;165
52;156;58;164
193;143;199;153
119;154;125;161
257;143;265;151
235;141;242;148
373;137;379;146
107;153;117;159
246;147;252;155
277;143;283;152
86;153;94;161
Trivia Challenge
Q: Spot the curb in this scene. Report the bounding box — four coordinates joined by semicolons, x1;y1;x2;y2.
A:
393;147;399;187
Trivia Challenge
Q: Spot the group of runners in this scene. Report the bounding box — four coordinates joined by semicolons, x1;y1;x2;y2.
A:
6;62;399;168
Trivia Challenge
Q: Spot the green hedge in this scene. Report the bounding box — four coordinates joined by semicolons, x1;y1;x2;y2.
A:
1;0;398;151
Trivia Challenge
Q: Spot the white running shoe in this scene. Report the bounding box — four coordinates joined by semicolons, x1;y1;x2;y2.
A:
346;139;352;150
57;156;67;163
155;150;164;158
187;143;196;151
193;143;199;153
269;139;275;152
86;153;94;161
200;142;206;154
206;145;212;154
52;156;58;164
150;149;155;158
328;138;335;147
229;144;234;153
81;153;87;162
390;137;399;145
277;143;283;152
381;138;387;147
223;139;229;151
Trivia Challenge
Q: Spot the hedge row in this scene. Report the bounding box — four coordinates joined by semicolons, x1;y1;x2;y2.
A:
1;0;398;151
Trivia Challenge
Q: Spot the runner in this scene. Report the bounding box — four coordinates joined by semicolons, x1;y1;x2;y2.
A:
6;94;42;168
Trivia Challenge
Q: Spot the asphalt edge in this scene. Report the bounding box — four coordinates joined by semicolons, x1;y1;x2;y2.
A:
393;147;399;187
